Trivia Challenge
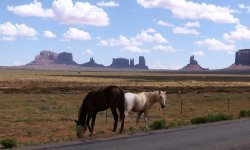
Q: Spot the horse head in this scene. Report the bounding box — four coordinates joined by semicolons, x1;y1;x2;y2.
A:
158;91;167;108
75;120;86;138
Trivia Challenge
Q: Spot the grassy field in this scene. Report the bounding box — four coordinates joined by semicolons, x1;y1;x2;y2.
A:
1;69;250;147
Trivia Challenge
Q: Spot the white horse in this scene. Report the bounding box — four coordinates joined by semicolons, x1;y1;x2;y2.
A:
124;91;167;128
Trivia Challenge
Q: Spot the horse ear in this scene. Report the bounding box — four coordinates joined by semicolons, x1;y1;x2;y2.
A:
74;120;78;123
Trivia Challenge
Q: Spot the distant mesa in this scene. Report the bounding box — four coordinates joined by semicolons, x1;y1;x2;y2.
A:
26;50;148;70
55;52;77;65
109;56;148;69
235;49;250;65
180;55;209;71
226;49;250;70
81;57;104;67
27;50;77;66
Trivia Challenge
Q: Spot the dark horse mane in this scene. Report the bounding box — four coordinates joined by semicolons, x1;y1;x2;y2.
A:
76;85;125;138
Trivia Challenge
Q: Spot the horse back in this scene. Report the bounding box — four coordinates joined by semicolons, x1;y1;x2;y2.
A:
104;86;123;107
83;90;108;112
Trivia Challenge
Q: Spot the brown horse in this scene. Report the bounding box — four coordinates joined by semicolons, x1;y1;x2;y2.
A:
75;86;125;138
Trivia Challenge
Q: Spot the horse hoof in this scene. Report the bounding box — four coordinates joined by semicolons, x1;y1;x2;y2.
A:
89;133;93;136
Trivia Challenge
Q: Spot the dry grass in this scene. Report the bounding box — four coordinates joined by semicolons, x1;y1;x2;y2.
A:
1;69;250;147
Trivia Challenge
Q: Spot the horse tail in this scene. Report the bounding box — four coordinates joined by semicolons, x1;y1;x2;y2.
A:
119;88;125;121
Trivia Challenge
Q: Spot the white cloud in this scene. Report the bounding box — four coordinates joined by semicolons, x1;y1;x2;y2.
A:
238;4;250;13
168;65;182;70
173;26;200;35
14;61;24;66
196;38;235;53
185;21;200;27
150;61;166;69
96;1;119;7
63;28;91;41
99;28;168;47
153;45;176;52
1;36;16;41
8;0;109;26
7;0;54;18
137;0;238;24
82;49;94;55
193;51;204;56
43;30;56;38
133;29;168;43
223;24;250;42
99;35;136;46
157;20;174;27
123;46;150;53
0;22;37;41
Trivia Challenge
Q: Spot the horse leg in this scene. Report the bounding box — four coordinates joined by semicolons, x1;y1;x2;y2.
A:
136;112;143;124
118;107;125;133
144;111;149;129
90;112;97;135
111;108;119;132
86;113;93;135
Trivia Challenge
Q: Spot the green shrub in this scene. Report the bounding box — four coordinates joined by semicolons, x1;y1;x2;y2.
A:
0;138;17;149
191;113;233;124
149;119;167;130
239;110;250;118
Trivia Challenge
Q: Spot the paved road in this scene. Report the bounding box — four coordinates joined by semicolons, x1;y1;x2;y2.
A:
21;119;250;150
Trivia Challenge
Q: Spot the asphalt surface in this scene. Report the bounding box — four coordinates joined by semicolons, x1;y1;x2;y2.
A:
19;119;250;150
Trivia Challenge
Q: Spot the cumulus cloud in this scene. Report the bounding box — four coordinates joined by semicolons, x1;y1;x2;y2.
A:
196;38;235;53
99;28;168;47
223;24;250;42
153;45;176;52
7;0;54;18
185;21;200;28
157;20;174;27
82;49;94;55
8;0;109;26
0;22;37;41
137;0;238;24
123;46;150;53
62;28;91;41
43;30;56;38
173;26;200;35
193;51;204;56
1;36;16;41
238;4;250;13
96;1;119;7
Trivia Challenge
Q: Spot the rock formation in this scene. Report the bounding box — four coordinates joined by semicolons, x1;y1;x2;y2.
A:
27;50;77;66
55;52;77;65
110;58;130;68
81;57;104;67
130;59;134;67
180;55;209;71
26;50;148;70
109;56;148;69
235;49;250;65
135;56;148;69
190;55;198;65
226;49;250;70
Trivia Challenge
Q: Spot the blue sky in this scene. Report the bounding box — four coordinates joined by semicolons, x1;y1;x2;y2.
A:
0;0;250;69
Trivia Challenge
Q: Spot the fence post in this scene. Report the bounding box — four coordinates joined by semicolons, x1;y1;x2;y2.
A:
227;97;230;113
106;110;108;125
181;96;183;118
178;91;183;118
